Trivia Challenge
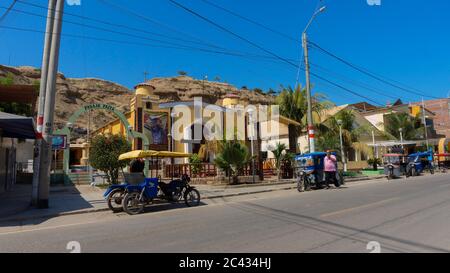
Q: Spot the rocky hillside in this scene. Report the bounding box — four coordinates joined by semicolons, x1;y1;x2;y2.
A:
147;76;275;105
0;65;275;139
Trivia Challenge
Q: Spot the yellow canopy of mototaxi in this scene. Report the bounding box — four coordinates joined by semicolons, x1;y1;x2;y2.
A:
118;150;192;161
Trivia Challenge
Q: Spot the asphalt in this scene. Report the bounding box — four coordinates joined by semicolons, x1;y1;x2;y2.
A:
0;173;449;253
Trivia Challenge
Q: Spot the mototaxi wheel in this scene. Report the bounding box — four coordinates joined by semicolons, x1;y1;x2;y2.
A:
184;188;201;207
123;192;145;215
107;188;125;213
297;178;305;192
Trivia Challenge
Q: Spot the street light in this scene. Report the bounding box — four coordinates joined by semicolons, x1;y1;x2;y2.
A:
248;108;257;184
337;119;347;172
302;5;326;153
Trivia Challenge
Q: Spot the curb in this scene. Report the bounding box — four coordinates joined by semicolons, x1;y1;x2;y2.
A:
0;207;111;224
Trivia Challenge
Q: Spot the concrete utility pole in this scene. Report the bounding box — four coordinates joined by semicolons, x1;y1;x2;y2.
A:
302;6;326;153
303;32;314;153
399;128;404;149
422;98;429;150
32;0;57;206
248;109;256;184
37;0;65;209
337;120;347;172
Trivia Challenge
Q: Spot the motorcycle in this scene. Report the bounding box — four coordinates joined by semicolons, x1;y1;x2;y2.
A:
122;174;200;215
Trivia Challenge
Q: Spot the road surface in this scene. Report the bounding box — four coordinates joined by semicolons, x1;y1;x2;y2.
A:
1;174;450;253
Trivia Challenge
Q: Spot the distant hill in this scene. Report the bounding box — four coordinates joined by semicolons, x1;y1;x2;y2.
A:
0;65;275;140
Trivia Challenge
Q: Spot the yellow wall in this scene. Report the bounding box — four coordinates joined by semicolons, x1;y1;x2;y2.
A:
96;111;136;145
411;105;421;117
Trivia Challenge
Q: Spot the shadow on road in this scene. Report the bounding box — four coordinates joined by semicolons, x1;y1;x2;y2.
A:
227;194;450;253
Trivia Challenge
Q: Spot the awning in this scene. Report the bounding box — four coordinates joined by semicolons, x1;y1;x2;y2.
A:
367;141;417;147
119;150;191;161
0;111;36;139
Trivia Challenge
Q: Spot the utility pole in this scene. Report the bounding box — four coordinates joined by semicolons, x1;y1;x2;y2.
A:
37;0;65;209
249;110;256;184
399;128;404;150
143;71;149;82
32;0;57;206
303;32;315;153
422;98;429;150
372;130;377;158
88;109;93;185
302;6;326;153
337;120;347;172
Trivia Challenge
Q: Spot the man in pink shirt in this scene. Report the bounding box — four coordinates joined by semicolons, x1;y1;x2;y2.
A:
324;150;338;188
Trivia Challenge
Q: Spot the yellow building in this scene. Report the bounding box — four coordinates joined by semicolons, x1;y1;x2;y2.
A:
86;83;300;168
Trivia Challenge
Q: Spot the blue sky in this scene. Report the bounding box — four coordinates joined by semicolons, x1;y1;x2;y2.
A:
0;0;449;105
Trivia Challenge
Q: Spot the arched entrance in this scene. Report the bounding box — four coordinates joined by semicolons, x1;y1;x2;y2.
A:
54;103;150;184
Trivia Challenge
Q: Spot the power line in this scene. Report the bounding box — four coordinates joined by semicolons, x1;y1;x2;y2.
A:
0;25;295;65
309;41;440;99
168;0;299;68
15;0;223;50
310;62;409;101
0;0;17;23
97;0;225;51
199;0;299;43
167;0;384;105
7;2;300;64
0;5;209;49
309;72;383;106
4;2;388;105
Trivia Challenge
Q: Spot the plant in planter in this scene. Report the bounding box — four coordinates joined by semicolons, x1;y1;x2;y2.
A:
189;154;202;178
215;141;250;185
367;158;382;171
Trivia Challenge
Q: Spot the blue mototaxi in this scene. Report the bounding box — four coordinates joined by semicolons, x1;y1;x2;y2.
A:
406;152;435;177
294;152;343;192
103;150;201;215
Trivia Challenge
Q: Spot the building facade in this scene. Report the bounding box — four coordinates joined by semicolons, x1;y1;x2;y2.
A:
412;98;450;138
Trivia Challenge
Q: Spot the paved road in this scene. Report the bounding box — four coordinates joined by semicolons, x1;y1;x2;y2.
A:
1;174;450;253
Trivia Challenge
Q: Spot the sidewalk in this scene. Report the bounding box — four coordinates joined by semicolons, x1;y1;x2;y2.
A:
0;175;387;223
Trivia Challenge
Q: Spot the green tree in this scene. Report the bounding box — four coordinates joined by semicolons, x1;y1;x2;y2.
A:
0;102;33;116
177;70;188;76
0;73;14;86
90;134;131;184
189;153;202;177
276;85;333;152
272;143;287;181
317;109;371;159
384;112;423;140
215;141;250;184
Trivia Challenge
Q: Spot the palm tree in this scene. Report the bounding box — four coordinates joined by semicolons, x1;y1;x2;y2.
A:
317;109;372;159
276;85;333;152
272;143;287;181
215;141;250;184
384;112;423;140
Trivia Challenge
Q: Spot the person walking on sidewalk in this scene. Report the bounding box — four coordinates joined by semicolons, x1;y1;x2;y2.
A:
324;150;338;189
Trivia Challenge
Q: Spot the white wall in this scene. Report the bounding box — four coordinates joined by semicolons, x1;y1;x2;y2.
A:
15;140;34;163
364;113;386;132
